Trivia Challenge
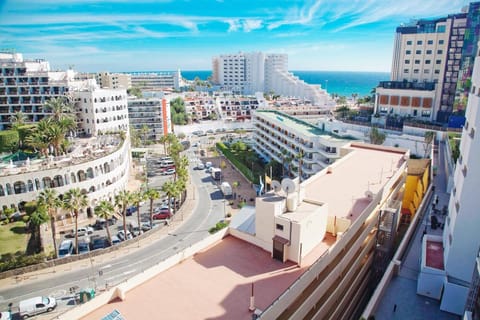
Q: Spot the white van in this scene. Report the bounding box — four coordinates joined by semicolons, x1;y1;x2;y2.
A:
19;296;57;318
58;239;74;258
160;160;174;168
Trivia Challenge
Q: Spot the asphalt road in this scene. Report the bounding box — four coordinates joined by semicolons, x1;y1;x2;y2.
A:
0;147;226;318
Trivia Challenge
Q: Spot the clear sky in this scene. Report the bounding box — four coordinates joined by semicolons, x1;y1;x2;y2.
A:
0;0;470;72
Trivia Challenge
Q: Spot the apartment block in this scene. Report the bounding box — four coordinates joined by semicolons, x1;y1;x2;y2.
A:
252;110;351;180
96;72;131;89
212;52;332;107
129;70;182;91
0;51;72;130
127;97;171;140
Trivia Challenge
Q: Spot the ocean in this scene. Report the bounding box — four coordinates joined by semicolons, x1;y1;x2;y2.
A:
180;70;390;98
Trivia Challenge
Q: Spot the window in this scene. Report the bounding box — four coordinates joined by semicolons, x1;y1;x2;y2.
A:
276;224;284;231
426;50;432;54
414;69;419;74
427;40;434;45
425;60;431;64
415;60;421;64
436;60;442;64
406;50;411;54
437;25;446;33
421;110;431;117
417;40;423;45
437;50;443;54
424;69;430;73
434;69;440;74
407;40;412;45
404;69;409;73
439;39;444;45
405;59;410;64
416;50;422;54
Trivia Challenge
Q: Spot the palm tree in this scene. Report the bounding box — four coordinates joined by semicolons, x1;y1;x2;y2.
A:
232;181;240;199
115;190;133;238
140;124;149;145
145;188;160;228
44;97;74;122
161;181;177;213
47;123;66;156
159;135;168;154
29;205;50;253
131;190;146;233
10;111;27;129
95;200;115;245
63;188;88;254
38;188;62;258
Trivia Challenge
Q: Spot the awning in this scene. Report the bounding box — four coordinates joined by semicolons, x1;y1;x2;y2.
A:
272;235;290;245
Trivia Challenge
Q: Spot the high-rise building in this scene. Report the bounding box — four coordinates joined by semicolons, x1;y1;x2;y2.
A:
375;2;480;123
0;51;73;130
212;52;332;107
417;41;480;315
129;70;182;91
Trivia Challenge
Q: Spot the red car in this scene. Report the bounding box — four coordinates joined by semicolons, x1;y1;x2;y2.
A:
153;211;171;220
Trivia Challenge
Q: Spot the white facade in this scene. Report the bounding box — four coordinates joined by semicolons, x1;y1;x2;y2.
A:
253;110;351;180
129;70;182;90
72;81;129;136
212;52;332;106
128;97;171;140
439;43;480;315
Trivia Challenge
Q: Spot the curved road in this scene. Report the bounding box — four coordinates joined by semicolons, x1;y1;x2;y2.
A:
0;148;226;316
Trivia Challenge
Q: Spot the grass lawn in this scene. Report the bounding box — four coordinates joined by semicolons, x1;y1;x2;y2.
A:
0;221;29;256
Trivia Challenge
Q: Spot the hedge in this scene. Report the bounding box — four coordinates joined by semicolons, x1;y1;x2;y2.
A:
216;142;254;182
0;130;19;152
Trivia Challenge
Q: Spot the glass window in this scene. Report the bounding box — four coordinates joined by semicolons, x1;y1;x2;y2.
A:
437;25;446;33
427;40;434;45
414;69;419;74
426;50;432;54
434;69;440;74
417;40;423;45
405;59;410;64
404;69;409;73
436;60;442;64
415;60;421;64
425;60;431;64
406;50;411;54
407;40;412;45
416;50;422;54
439;39;444;45
437;49;443;54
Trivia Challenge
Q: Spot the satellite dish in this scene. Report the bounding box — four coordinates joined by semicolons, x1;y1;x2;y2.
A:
271;180;282;193
281;178;296;195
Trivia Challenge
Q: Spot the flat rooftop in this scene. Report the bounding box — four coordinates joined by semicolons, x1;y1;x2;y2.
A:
304;143;407;221
83;236;339;320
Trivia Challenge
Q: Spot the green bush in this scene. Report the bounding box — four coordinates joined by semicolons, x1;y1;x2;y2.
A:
24;201;37;215
0;130;19;152
208;221;229;234
0;252;50;272
216;142;254;182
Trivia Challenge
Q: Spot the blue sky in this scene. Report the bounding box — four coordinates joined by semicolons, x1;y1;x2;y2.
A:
0;0;469;72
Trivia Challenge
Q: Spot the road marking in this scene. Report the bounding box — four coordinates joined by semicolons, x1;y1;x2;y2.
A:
100;264;112;269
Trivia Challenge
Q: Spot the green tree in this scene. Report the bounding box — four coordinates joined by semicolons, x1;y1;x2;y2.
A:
95;200;115;245
44;97;74;122
161;181;177;213
145;188;160;229
127;87;143;98
115;190;133;239
38;189;61;258
63;188;88;254
131;190;146;233
29;205;50;253
369;127;386;145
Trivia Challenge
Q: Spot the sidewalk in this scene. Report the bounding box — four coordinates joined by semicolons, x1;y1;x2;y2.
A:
374;141;458;319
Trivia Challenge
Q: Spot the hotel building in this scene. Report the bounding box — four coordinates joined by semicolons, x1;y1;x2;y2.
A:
211;52;333;107
417;41;480;315
127;97;171;140
0;51;72;130
129;70;183;91
375;2;480;122
252;110;351;180
0;52;131;223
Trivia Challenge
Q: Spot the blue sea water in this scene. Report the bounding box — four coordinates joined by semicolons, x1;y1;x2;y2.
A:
180;70;390;98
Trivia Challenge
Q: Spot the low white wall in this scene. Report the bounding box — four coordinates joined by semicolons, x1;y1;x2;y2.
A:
56;228;229;320
229;228;271;253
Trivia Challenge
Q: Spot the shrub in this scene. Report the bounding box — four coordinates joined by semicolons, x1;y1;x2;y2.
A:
24;201;37;215
0;130;19;152
0;252;49;272
208;221;229;234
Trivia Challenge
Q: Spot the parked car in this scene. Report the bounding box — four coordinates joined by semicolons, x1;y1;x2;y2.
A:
126;206;137;216
205;161;212;168
117;230;133;241
93;217;117;230
76;226;94;237
141;222;154;232
162;168;176;175
0;311;11;320
131;226;142;237
196;162;205;170
58;240;74;258
91;237;109;250
153;211;172;220
111;235;121;245
206;129;214;134
19;296;56;319
77;241;90;254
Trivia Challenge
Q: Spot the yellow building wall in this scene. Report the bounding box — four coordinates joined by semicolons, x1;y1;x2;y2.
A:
402;160;430;216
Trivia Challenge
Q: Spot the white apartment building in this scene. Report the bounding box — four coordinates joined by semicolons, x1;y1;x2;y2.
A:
0;51;73;129
127;97;171;140
72;80;130;137
96;72;131;89
129;70;182;91
417;42;480;315
375;10;468;122
212;52;332;107
252;110;351;180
